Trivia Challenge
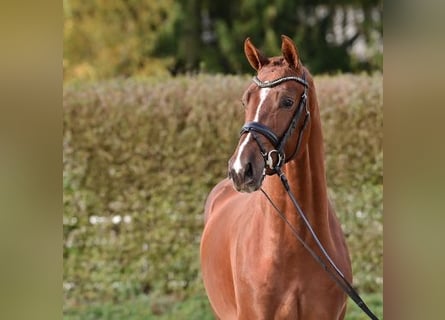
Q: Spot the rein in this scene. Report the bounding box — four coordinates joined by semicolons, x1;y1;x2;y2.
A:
242;74;379;320
261;172;379;320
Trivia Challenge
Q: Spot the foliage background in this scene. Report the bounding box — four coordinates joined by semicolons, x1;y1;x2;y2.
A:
63;0;383;318
63;74;382;318
63;0;382;80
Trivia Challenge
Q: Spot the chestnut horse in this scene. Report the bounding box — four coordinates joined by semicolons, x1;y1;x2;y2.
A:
200;35;352;319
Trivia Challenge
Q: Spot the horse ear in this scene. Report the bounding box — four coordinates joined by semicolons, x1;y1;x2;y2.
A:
244;37;269;71
281;35;299;70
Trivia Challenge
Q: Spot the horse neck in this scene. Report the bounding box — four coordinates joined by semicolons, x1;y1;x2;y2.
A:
260;98;330;240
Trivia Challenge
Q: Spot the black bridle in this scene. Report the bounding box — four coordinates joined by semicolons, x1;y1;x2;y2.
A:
240;74;310;175
237;74;380;320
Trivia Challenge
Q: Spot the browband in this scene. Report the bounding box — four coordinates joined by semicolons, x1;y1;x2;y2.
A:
253;75;309;88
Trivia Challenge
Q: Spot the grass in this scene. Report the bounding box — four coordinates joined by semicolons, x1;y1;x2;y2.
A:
64;292;382;319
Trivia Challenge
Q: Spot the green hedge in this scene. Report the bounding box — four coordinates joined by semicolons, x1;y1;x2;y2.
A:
63;73;382;310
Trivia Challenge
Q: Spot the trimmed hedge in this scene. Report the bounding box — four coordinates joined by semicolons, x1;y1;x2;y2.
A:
63;73;382;309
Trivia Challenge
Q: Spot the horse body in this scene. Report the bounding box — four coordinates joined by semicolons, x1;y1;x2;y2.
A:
200;35;352;319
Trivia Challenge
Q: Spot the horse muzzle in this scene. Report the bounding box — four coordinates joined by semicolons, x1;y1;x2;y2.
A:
228;151;265;193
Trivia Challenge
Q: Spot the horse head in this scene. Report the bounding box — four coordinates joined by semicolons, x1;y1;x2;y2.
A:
228;35;312;193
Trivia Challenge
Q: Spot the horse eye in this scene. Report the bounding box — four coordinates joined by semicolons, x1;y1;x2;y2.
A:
281;98;294;108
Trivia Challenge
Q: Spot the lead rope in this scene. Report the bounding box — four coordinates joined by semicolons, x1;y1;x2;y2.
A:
260;167;379;320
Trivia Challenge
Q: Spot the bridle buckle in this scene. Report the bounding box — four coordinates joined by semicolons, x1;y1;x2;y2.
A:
265;149;284;171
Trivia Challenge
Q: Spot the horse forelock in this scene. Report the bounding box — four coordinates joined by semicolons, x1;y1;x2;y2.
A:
257;56;306;82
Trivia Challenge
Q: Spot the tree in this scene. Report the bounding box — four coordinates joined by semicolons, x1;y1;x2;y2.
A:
63;0;383;80
64;0;178;80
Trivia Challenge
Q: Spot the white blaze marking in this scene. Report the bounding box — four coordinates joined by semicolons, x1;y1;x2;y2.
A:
253;88;270;122
233;88;271;174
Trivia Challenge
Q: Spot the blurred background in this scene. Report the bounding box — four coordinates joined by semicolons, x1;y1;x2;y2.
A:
63;0;382;80
63;0;382;319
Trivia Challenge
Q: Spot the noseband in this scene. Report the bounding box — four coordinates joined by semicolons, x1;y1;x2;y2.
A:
240;73;310;174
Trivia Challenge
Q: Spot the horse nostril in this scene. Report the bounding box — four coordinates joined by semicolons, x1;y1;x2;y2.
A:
245;162;253;180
